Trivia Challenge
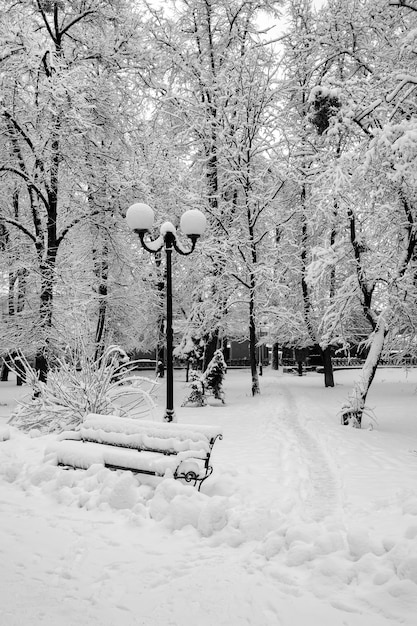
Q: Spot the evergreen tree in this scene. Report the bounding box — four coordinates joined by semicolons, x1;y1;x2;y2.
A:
202;349;227;403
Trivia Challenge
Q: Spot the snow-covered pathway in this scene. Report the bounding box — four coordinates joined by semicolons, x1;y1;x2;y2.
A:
1;369;417;625
268;381;341;521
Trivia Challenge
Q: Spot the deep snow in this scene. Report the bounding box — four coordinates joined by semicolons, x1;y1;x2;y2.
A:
1;367;417;625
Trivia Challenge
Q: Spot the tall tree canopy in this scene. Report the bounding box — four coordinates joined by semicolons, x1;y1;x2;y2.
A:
1;0;417;415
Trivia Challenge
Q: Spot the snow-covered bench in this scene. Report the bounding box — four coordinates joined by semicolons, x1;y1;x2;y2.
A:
45;414;223;490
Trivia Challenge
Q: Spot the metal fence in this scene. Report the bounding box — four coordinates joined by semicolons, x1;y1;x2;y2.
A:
283;356;417;368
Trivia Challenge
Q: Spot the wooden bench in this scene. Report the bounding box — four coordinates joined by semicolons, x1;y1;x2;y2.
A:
45;413;223;490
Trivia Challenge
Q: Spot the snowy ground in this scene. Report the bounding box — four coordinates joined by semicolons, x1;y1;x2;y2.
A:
1;366;417;626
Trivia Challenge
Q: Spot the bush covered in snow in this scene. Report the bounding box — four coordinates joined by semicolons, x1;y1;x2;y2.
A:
8;346;157;434
202;349;226;403
181;377;206;407
182;369;206;407
182;351;227;406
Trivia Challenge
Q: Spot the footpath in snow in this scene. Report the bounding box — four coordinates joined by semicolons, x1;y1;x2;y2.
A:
1;367;417;625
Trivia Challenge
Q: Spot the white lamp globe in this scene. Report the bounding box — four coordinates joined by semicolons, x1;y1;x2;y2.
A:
126;203;155;232
180;209;207;237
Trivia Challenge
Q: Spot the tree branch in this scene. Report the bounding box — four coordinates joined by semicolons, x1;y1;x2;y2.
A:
0;216;36;243
60;11;97;38
1;110;41;168
35;0;57;43
57;209;105;245
230;273;250;289
398;190;417;277
389;1;417;11
0;167;49;209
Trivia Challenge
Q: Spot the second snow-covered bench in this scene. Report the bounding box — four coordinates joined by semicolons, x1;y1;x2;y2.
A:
45;413;223;490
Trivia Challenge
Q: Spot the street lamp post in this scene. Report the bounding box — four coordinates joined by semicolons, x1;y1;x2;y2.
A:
126;203;206;422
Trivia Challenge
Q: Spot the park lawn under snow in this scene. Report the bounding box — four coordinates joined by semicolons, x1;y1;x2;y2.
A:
1;367;417;626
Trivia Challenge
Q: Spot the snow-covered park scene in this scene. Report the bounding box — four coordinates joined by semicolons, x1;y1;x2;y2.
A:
2;0;417;625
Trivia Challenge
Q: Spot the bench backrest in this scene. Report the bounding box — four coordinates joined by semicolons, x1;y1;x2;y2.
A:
80;414;222;456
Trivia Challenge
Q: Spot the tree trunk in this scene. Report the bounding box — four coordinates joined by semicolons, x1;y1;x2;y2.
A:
93;243;109;362
321;345;334;387
249;280;260;395
203;330;219;372
36;250;58;383
35;348;48;384
342;320;387;427
272;343;279;370
94;296;107;362
1;356;10;382
33;101;60;384
221;336;229;362
16;268;28;313
8;271;17;316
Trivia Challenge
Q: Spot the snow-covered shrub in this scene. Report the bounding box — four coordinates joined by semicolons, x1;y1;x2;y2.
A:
181;377;206;407
202;349;226;403
181;351;227;407
8;346;157;434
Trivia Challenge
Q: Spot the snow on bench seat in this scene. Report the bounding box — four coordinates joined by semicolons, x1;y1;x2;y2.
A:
75;414;221;456
46;413;223;489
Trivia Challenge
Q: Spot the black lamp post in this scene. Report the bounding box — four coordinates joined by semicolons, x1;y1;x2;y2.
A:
126;203;206;422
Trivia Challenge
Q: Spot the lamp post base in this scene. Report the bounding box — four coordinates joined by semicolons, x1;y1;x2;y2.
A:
164;408;175;423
